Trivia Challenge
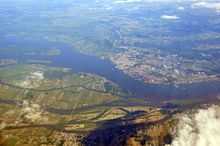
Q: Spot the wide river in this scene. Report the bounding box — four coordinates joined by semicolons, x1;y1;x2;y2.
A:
1;38;220;104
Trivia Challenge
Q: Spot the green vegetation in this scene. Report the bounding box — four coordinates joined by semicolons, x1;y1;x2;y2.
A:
0;64;125;107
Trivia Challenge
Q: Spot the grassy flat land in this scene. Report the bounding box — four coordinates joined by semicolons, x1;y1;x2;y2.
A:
0;64;159;146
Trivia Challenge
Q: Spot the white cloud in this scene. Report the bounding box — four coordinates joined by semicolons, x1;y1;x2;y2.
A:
177;6;185;10
168;105;220;146
191;2;220;11
161;15;180;20
113;0;142;4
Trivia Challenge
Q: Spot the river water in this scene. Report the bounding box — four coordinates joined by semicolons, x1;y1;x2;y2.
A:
1;38;220;104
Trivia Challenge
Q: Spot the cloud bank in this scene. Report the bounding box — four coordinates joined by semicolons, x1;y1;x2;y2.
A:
168;105;220;146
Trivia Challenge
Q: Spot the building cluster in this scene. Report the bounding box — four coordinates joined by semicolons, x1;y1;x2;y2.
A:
110;48;216;84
